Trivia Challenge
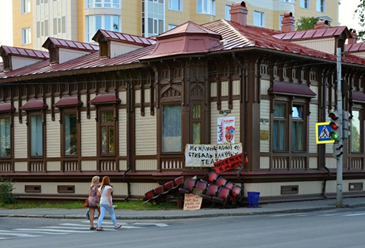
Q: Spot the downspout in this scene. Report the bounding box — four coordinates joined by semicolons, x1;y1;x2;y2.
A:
123;82;132;201
232;52;246;198
321;70;331;198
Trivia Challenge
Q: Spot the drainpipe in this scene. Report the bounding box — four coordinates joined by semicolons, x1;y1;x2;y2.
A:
232;52;246;197
321;69;331;198
123;82;132;201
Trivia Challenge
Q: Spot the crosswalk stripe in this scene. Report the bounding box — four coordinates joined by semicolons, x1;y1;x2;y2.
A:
0;230;40;238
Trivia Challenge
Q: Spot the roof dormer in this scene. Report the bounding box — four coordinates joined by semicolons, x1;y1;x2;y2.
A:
42;37;99;64
0;46;48;71
92;29;156;59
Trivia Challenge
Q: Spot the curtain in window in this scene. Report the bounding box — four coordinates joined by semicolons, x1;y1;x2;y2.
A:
351;110;360;152
162;105;182;152
65;113;77;155
31;116;43;156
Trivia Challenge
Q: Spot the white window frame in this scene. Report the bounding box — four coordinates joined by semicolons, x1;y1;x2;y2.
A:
86;0;121;9
225;5;231;20
30;115;43;157
197;0;216;15
254;11;265;27
21;0;31;13
279;14;284;29
168;0;182;11
21;28;31;45
316;0;326;13
86;15;120;42
300;0;309;9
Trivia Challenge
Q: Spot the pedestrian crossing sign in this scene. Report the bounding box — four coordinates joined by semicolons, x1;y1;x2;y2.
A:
315;122;335;144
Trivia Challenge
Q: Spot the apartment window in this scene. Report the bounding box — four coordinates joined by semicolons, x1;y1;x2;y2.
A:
21;0;31;13
273;103;286;151
36;0;48;4
300;0;309;9
254;11;265;27
86;15;120;42
279;14;284;29
169;0;182;11
21;28;31;45
192;104;202;144
86;0;121;9
351;110;361;153
162;105;182;152
100;110;115;155
168;24;177;30
148;18;164;36
279;0;294;2
30;115;43;157
316;0;325;13
36;20;49;38
225;5;231;20
292;105;304;151
0;117;11;157
64;113;78;156
53;16;66;35
197;0;216;15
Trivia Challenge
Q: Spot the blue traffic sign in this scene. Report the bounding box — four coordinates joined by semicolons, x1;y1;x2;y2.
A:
315;122;335;144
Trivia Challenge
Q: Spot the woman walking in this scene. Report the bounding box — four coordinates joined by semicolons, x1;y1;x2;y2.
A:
88;176;100;230
96;176;122;231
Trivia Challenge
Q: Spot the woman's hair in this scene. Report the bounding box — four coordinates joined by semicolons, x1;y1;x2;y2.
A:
100;176;111;190
91;176;100;185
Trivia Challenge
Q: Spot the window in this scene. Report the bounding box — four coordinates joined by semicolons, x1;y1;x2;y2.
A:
53;16;66;35
316;0;325;13
292;105;304;151
36;0;48;4
86;15;120;42
100;110;115;155
273;103;286;151
192;104;202;144
22;28;31;45
197;0;215;15
300;0;309;9
64;113;77;156
148;18;164;36
225;5;231;20
21;0;31;13
36;20;49;38
351;110;361;153
162;105;181;152
30;115;43;156
279;14;284;29
254;11;265;27
169;0;182;11
168;24;177;30
0;117;11;157
86;0;121;9
279;0;294;2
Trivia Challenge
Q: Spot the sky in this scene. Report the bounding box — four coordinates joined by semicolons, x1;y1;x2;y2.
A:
0;0;363;47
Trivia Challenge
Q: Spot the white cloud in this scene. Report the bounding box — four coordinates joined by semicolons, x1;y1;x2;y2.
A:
0;0;13;47
339;0;362;31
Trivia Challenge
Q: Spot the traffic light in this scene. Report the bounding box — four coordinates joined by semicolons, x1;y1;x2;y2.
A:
328;110;341;141
332;141;343;158
342;110;351;139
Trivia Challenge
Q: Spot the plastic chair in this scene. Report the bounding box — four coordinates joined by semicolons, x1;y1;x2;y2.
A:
179;178;197;194
225;182;234;190
212;186;231;206
230;185;242;205
207;171;219;183
216;176;228;187
201;184;219;201
194;179;208;194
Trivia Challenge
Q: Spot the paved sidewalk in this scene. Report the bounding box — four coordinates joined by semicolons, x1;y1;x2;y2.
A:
1;197;365;220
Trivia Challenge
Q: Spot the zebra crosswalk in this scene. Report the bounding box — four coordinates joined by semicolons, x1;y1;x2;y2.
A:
0;220;169;240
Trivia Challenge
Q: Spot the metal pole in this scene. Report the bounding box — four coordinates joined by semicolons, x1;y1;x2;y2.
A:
336;47;343;207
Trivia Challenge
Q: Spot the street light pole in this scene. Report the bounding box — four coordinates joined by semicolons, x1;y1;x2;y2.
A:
336;47;343;207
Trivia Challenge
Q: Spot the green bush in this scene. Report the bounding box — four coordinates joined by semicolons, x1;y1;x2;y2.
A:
0;177;16;204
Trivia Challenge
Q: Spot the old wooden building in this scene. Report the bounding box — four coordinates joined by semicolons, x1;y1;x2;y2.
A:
1;2;365;203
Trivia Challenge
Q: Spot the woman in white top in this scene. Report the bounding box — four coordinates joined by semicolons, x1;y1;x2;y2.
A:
96;176;122;231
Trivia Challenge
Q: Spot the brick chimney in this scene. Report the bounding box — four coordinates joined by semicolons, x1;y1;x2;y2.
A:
314;20;329;29
229;1;248;26
348;29;358;44
281;12;295;33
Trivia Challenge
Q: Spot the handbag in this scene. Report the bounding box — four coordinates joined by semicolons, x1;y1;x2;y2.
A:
84;199;89;207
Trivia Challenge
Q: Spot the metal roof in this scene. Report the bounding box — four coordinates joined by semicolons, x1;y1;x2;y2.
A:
273;26;349;41
0;45;49;59
43;37;99;52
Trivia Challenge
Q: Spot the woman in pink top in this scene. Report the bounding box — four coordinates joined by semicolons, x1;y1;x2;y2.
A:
96;176;122;231
88;176;100;230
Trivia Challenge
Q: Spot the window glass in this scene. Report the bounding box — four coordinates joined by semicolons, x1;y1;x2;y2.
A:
300;0;309;9
31;115;43;156
86;15;120;42
351;110;360;153
0;117;11;157
22;28;31;45
316;0;325;12
197;0;215;15
254;11;265;27
225;5;231;20
292;105;304;151
273;103;286;151
86;0;120;8
162;105;181;152
21;0;31;13
169;0;182;11
100;111;115;155
65;113;77;156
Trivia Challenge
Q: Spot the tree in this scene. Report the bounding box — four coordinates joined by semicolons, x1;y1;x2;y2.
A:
296;17;319;31
354;0;365;41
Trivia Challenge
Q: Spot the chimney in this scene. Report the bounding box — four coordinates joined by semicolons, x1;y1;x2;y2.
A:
281;12;295;33
348;29;358;44
314;20;329;29
229;1;248;26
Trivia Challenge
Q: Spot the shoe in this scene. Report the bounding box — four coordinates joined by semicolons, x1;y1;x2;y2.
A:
96;227;103;231
90;227;96;230
114;224;122;230
86;210;90;220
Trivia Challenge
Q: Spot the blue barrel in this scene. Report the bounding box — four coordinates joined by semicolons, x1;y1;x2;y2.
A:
247;191;260;208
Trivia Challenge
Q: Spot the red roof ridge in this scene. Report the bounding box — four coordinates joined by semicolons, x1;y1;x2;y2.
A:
43;37;99;52
0;45;49;59
92;29;155;47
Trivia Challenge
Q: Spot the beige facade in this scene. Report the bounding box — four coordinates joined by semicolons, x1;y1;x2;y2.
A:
13;0;339;50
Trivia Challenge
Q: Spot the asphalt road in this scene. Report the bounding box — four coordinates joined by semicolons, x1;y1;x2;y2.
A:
1;207;365;248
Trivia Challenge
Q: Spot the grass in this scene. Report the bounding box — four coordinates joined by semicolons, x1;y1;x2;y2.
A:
0;200;179;210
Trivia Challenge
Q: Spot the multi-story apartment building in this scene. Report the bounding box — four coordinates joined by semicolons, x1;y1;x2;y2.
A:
13;0;340;50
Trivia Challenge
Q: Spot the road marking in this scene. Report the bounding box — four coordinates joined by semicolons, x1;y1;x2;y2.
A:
0;230;40;238
133;223;169;227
